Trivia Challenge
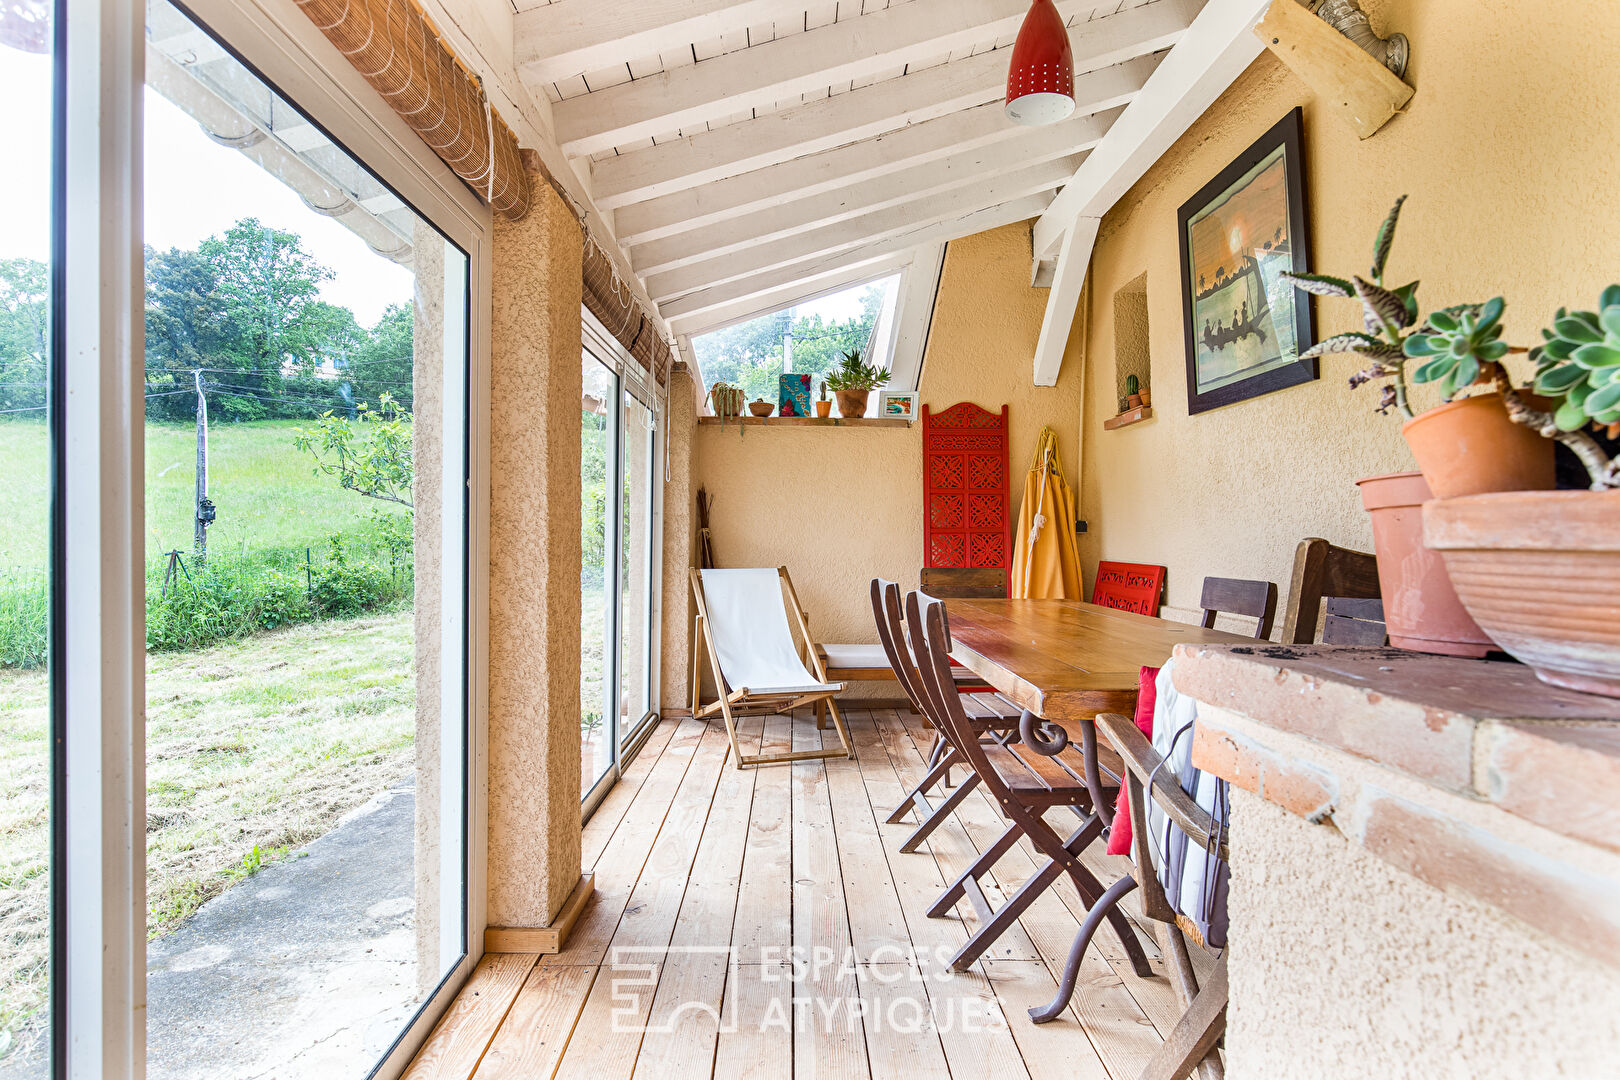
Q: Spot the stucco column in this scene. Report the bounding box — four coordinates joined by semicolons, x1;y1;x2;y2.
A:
659;363;698;714
411;233;444;989
487;177;585;926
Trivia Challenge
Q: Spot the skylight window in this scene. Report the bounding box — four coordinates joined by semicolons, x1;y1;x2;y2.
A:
690;273;904;410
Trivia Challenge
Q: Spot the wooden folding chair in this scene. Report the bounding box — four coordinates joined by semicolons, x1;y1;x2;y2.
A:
1031;709;1228;1079
1198;576;1277;640
688;567;854;768
906;590;1152;978
1281;537;1381;643
870;579;1020;853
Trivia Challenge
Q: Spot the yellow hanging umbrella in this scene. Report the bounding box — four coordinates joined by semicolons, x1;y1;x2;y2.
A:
1012;427;1083;599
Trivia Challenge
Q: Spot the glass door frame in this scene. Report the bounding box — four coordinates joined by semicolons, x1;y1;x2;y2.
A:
56;0;492;1075
580;310;662;822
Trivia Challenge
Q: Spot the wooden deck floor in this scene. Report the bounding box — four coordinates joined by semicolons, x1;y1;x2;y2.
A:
403;708;1194;1080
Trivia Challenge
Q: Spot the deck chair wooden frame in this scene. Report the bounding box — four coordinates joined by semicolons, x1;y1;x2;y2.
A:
688;567;853;768
1032;710;1228;1079
906;591;1152;978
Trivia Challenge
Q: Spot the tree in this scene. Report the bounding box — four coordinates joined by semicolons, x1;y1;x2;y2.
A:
689;283;888;401
343;302;414;411
292;393;413;507
0;258;49;413
201;218;334;371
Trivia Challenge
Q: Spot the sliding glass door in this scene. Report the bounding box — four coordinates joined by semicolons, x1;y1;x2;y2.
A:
581;319;660;813
0;0;57;1073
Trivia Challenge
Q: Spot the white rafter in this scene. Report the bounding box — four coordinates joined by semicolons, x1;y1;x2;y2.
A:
547;0;1155;157
658;195;1055;322
588;0;1200;208
514;0;813;86
629;144;1091;278
612;58;1149;247
646;165;1072;302
1027;0;1271;385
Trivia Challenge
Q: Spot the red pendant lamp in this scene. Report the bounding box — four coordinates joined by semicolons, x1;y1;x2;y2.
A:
1005;0;1075;125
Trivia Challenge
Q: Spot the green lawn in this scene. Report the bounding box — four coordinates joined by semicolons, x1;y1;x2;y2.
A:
0;609;416;1063
0;419;410;569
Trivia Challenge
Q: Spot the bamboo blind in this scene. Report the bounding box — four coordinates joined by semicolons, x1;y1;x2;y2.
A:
584;240;672;386
293;0;531;219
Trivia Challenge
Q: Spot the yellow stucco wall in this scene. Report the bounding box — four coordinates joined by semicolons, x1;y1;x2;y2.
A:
686;222;1085;692
1079;0;1620;624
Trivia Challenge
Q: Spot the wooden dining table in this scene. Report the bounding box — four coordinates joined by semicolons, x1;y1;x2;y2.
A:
944;598;1255;810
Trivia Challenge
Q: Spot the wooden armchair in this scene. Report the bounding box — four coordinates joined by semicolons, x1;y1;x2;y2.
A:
1281;537;1380;644
1031;709;1228;1079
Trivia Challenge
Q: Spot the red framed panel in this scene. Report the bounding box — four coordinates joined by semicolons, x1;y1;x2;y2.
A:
1091;562;1167;617
923;402;1011;595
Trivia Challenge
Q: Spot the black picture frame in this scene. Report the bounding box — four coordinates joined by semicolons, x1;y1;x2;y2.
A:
1178;107;1316;415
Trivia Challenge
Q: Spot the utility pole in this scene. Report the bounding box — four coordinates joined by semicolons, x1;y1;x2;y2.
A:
193;370;215;563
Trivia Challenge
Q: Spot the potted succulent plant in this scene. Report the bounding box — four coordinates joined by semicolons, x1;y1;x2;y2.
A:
706;381;745;434
1276;197;1554;656
1125;374;1143;410
1283;197;1554;500
1424;285;1620;696
815;379;832;418
824;349;890;418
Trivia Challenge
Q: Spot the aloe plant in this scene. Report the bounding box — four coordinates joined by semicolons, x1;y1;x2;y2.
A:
1282;195;1425;418
824;349;891;392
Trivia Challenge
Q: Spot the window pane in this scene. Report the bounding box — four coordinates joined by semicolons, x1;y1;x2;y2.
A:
0;0;55;1072
689;274;901;408
618;390;654;744
581;355;614;794
142;1;468;1073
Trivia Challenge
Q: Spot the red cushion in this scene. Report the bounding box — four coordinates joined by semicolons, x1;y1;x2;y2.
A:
1106;665;1159;856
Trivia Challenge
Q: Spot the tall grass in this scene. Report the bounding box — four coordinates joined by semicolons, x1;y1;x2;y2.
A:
0;418;416;665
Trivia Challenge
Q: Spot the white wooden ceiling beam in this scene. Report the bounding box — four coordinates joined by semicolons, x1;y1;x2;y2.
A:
659;195;1055;321
1025;0;1270;392
1030;217;1100;386
551;0;1131;157
630;144;1089;277
514;0;811;86
589;0;1200;207
1032;0;1271;260
646;166;1072;303
668;252;919;340
613;56;1153;247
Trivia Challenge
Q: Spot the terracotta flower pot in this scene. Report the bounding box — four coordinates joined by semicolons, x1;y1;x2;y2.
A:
1127;393;1143;409
748;399;774;417
814;400;832;418
1425;490;1620;697
835;389;870;418
1356;471;1494;657
1401;393;1555;499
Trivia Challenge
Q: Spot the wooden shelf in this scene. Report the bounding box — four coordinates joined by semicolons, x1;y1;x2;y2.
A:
1256;0;1414;140
1104;405;1153;430
698;415;912;428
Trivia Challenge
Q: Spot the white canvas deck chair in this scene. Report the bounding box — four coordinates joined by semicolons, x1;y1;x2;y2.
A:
689;567;854;768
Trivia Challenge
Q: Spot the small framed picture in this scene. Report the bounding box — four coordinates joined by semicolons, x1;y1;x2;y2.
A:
879;391;917;419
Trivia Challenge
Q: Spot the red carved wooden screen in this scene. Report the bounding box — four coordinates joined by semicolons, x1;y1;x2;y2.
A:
1091;561;1167;616
922;403;1011;596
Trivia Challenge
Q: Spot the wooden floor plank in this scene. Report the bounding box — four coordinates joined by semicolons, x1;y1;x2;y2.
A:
403;953;538;1080
549;719;710;967
633;718;766;1078
791;716;869;1080
583;719;680;870
554;722;737;1079
406;707;1186;1080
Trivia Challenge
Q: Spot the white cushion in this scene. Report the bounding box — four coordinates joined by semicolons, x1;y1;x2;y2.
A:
819;643;890;669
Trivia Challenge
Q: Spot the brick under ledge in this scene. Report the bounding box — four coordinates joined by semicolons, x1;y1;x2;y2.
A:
1173;644;1620;966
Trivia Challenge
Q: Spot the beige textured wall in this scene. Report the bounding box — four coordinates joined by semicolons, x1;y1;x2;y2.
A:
685;222;1085;694
411;235;444;988
487;180;585;925
1230;789;1620;1076
1078;0;1620;624
659;365;698;713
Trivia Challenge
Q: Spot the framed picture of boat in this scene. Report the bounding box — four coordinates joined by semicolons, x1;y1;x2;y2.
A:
1178;107;1316;414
